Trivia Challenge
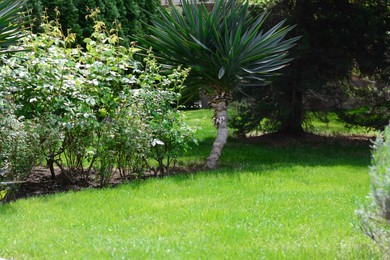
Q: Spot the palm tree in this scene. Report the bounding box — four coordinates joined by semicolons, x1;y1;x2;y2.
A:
0;0;28;53
142;0;299;169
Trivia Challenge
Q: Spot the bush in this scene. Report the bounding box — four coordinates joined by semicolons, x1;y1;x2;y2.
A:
229;95;283;137
357;123;390;253
0;113;41;201
337;81;390;131
0;10;196;191
229;98;263;137
135;56;195;176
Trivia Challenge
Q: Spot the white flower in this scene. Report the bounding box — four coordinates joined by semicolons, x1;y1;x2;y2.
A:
151;139;164;146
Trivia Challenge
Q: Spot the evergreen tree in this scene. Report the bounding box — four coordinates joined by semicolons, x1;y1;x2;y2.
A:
238;0;389;135
28;0;43;32
27;0;160;46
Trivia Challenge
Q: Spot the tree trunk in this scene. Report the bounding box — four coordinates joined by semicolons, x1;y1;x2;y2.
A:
277;82;305;135
205;95;229;169
47;156;56;180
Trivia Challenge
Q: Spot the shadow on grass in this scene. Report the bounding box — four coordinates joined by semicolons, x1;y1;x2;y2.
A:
183;133;372;171
0;133;372;205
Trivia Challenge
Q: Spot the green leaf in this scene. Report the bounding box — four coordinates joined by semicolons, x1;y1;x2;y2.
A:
139;0;299;92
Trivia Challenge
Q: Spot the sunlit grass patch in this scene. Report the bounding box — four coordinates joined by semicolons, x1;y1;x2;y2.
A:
0;109;383;259
0;165;381;259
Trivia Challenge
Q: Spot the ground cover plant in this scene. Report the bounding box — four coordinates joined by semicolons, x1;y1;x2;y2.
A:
0;109;385;259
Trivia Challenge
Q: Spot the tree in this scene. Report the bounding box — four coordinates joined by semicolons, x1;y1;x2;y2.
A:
245;0;389;134
0;0;29;52
141;0;298;169
27;0;161;46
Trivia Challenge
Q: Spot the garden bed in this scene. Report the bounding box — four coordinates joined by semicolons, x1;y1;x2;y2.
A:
9;133;373;201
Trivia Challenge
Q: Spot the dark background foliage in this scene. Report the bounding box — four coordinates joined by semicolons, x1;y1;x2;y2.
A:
233;0;390;135
25;0;389;132
27;0;161;46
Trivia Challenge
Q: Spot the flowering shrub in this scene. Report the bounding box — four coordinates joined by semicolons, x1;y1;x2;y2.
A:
0;113;41;201
0;10;196;196
135;56;195;176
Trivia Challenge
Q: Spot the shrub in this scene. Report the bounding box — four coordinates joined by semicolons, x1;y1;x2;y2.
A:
92;99;151;186
229;98;263;137
0;113;41;201
229;96;282;137
0;14;95;182
357;123;390;252
337;81;390;131
135;56;195;176
0;10;196;190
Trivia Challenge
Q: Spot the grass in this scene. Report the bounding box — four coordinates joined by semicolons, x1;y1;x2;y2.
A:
0;109;383;259
307;112;378;136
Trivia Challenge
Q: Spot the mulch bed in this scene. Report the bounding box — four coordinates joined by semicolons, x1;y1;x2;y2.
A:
10;165;200;201
14;167;100;200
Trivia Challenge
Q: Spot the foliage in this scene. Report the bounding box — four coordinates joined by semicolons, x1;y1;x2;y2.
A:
141;0;298;168
229;97;264;136
337;80;390;131
240;0;390;134
0;113;40;201
0;0;32;202
247;0;277;17
27;0;161;46
1;13;97;182
0;115;40;180
143;0;298;94
357;124;390;253
0;0;29;52
0;11;195;191
134;56;195;176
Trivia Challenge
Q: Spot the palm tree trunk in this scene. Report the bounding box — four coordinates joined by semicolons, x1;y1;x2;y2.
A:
205;96;229;169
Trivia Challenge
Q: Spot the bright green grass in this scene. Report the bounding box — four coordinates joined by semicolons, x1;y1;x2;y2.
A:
307;112;378;136
0;109;382;259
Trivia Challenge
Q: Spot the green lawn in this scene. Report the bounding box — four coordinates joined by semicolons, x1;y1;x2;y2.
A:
0;109;383;259
307;112;378;136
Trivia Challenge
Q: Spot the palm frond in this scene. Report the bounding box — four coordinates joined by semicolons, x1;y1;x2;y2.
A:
141;0;299;93
0;0;29;53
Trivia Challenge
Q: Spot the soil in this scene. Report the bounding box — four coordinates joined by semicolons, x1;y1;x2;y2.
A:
14;167;118;200
9;166;195;202
5;133;374;202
